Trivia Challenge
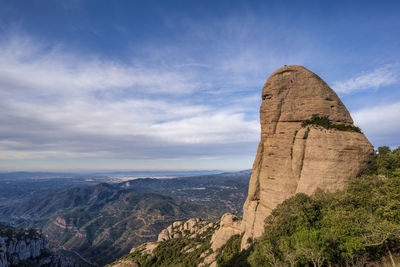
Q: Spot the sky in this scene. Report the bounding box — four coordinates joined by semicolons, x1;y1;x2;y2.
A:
0;0;399;172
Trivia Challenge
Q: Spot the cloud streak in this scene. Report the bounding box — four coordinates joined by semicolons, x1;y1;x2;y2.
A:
333;65;399;94
352;101;400;148
0;37;198;96
0;35;261;163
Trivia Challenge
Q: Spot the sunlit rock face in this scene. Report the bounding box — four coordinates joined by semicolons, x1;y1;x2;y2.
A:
240;65;375;248
210;213;242;251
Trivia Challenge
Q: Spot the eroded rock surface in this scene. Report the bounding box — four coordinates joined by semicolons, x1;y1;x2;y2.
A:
241;65;375;248
0;226;77;267
210;213;242;251
157;218;210;242
112;218;219;267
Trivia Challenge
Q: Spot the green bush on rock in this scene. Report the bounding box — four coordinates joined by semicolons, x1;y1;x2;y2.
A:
216;234;252;267
248;146;400;266
301;115;361;133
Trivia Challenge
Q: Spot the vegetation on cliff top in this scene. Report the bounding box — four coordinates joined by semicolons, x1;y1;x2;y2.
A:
302;115;361;133
0;224;41;240
112;222;219;267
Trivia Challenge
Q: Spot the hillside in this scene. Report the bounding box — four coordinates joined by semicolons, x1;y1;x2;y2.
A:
0;184;214;265
110;146;400;266
118;170;251;216
0;171;250;265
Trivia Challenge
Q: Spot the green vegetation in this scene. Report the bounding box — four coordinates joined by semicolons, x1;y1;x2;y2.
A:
0;171;250;265
0;224;41;240
248;146;400;266
292;130;298;144
112;223;219;267
111;147;400;267
216;234;253;267
303;127;310;139
216;234;242;266
365;146;400;177
302;115;361;133
290;130;298;159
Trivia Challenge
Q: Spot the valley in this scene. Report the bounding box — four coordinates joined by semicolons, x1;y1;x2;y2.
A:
0;170;250;265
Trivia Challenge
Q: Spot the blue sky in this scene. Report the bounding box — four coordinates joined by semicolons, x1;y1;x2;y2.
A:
0;0;399;172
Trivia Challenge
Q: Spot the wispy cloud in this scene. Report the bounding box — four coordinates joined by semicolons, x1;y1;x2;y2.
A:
333;65;399;94
0;37;198;96
0;35;261;162
352;102;400;148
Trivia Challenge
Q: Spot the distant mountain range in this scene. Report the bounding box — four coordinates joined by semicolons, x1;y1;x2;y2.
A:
0;170;250;266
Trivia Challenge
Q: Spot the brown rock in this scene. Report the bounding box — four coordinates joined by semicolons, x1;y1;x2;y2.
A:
129;242;158;256
128;218;218;267
210;213;242;251
157;218;208;242
241;65;375;248
112;260;140;267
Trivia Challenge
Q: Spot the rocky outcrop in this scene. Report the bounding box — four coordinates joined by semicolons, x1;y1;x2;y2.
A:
157;218;212;242
111;260;140;267
0;225;77;267
111;218;219;267
240;65;375;248
210;213;242;251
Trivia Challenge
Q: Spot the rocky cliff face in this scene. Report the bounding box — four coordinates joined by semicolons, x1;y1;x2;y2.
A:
210;213;241;251
0;225;76;267
240;65;375;248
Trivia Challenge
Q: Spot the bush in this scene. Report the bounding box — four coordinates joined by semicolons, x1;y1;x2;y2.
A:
112;223;220;267
248;147;400;266
216;234;252;267
301;115;361;133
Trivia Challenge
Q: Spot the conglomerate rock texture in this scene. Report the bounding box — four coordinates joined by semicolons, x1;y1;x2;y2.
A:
157;218;212;242
240;65;375;248
210;213;242;251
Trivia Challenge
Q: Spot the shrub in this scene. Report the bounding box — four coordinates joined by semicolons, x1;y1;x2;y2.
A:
301;115;361;133
249;147;400;266
216;234;252;267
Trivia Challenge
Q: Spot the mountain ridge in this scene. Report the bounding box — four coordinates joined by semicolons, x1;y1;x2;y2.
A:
0;171;251;265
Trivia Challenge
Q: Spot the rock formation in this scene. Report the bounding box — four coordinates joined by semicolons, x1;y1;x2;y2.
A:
157;218;212;242
240;65;375;248
0;225;77;267
210;213;242;251
112;218;219;267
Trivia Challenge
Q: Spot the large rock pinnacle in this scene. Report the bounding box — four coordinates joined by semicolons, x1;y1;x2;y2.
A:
240;65;375;248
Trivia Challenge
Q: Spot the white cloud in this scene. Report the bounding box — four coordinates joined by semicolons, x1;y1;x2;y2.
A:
0;37;197;96
0;36;261;161
352;102;400;148
150;112;259;144
333;65;399;94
